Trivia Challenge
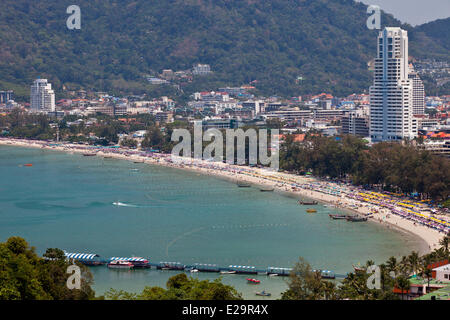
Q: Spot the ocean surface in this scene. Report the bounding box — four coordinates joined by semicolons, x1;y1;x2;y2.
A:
0;145;423;299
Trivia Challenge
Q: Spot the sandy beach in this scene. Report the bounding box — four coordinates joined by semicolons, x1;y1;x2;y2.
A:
1;137;447;254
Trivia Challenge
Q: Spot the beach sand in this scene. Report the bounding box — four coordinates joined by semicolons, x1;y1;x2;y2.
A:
0;137;445;253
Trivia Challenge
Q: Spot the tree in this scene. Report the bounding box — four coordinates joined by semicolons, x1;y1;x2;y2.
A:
141;126;165;150
105;273;242;300
395;275;410;301
0;237;96;300
407;251;421;276
386;256;398;273
120;137;138;148
422;268;433;294
439;232;450;254
281;257;337;300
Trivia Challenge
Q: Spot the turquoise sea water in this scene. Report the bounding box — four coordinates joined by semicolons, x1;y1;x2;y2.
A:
0;146;423;299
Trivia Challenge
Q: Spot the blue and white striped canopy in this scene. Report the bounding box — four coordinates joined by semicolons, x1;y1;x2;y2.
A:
65;252;99;260
268;267;292;271
110;257;147;262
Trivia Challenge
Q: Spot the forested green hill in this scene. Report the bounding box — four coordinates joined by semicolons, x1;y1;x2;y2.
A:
0;0;448;100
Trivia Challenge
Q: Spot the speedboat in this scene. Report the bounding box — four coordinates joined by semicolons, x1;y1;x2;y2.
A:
255;291;271;297
107;260;134;269
247;278;261;284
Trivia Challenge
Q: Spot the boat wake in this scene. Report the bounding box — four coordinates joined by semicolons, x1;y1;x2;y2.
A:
112;202;140;208
166;227;206;257
112;201;162;208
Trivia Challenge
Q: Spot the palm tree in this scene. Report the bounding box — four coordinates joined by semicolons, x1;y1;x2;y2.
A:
433;247;447;261
322;280;337;300
423;268;433;294
339;272;366;299
399;255;409;275
386;256;397;273
439;232;450;254
408;251;420;276
365;260;375;267
395;275;410;301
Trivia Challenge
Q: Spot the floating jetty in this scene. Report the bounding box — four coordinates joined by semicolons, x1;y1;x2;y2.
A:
267;267;293;276
193;263;220;273
157;262;186;271
313;270;336;279
63;251;344;278
64;252;105;266
228;265;258;275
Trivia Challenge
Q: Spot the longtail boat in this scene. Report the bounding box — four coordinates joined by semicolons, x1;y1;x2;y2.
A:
346;215;368;222
298;199;318;205
329;214;348;220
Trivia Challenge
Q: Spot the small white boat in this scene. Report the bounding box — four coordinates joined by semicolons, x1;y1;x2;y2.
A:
220;271;236;274
107;260;134;269
190;269;199;273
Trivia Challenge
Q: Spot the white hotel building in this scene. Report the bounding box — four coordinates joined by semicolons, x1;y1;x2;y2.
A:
408;67;425;115
30;78;55;112
369;27;417;142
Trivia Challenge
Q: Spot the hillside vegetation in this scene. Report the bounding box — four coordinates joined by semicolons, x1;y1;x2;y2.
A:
0;0;448;100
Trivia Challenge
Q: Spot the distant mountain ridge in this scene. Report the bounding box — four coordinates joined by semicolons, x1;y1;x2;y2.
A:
0;0;448;100
410;17;450;54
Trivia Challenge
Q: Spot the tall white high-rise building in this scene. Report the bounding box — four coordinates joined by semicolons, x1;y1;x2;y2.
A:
408;66;425;115
369;27;416;142
30;79;55;112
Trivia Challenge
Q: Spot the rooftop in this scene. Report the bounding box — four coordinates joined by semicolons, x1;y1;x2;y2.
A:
433;263;450;272
415;285;450;300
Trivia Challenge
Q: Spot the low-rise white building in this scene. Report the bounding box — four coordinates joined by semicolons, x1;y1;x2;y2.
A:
433;264;450;282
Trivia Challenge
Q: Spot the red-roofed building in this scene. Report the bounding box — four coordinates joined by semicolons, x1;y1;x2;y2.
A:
428;260;449;273
278;134;306;143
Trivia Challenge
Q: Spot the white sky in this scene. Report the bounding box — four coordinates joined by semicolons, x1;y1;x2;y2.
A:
358;0;450;26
